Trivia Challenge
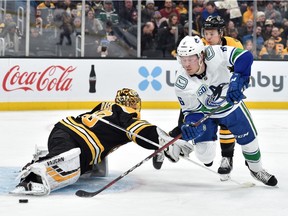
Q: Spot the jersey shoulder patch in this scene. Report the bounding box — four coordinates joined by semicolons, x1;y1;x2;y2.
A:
175;75;188;89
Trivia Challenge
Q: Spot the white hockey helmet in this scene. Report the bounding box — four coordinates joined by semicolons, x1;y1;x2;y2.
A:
177;35;205;58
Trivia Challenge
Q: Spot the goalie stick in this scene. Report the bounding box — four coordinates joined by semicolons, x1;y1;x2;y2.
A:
75;134;182;197
75;102;228;198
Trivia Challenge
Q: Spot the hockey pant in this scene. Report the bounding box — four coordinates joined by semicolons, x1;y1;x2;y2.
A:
193;102;262;172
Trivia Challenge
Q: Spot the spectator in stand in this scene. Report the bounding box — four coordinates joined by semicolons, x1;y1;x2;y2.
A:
201;1;219;24
264;1;282;27
29;27;45;56
256;11;266;30
153;11;166;29
36;1;55;26
271;26;286;47
125;21;158;57
225;20;235;36
258;37;283;60
157;13;182;58
86;0;104;17
55;6;74;46
175;1;188;26
262;19;273;41
159;0;180;20
244;39;257;59
118;0;137;29
227;28;242;44
257;0;267;12
0;21;22;55
238;18;253;41
281;19;288;43
96;0;119;27
242;25;264;55
192;3;203;35
283;39;288;59
36;1;56;26
37;1;55;10
72;16;81;36
85;9;103;36
242;2;254;26
142;0;156;23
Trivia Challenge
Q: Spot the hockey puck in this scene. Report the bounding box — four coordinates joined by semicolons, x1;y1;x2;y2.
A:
19;199;28;203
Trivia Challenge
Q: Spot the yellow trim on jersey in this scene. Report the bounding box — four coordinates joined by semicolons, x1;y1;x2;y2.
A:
126;121;152;143
202;36;243;49
60;119;96;165
67;117;105;163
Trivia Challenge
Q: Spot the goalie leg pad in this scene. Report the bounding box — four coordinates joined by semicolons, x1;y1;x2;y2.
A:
11;148;81;196
194;141;216;165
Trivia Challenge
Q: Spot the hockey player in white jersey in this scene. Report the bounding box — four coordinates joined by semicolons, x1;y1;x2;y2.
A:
176;35;277;186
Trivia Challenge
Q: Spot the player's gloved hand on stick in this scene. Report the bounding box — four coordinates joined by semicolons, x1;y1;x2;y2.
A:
157;127;194;162
226;73;249;105
181;121;206;141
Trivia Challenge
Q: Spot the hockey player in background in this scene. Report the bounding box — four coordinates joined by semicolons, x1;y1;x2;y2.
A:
10;88;193;195
175;35;277;186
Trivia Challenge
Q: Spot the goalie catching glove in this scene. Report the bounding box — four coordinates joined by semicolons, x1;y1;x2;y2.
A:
157;127;193;162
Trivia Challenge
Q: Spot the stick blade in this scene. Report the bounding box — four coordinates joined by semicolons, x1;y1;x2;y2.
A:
75;189;97;198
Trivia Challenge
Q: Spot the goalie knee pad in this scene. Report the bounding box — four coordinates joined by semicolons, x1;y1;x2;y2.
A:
194;141;216;164
12;148;81;196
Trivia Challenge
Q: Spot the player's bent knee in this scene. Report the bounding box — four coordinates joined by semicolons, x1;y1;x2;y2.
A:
194;141;216;164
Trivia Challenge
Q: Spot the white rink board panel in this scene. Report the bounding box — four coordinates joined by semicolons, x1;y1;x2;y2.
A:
0;59;287;103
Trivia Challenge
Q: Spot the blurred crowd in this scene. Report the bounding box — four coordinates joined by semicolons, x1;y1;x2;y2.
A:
0;0;287;59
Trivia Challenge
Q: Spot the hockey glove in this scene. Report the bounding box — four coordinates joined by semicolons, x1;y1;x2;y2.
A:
226;73;249;105
157;127;193;162
181;122;206;141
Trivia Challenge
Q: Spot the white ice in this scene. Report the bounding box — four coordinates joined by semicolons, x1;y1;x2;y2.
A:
0;109;287;216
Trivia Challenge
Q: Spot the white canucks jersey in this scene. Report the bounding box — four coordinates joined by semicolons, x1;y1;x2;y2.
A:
175;45;249;118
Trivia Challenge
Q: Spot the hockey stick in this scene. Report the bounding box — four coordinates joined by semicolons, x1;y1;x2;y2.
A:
75;103;226;198
75;134;181;197
92;105;254;188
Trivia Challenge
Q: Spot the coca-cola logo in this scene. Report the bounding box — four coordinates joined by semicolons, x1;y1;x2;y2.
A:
2;65;75;92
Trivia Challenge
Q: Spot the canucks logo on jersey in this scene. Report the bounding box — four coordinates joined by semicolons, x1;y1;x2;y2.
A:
205;82;229;107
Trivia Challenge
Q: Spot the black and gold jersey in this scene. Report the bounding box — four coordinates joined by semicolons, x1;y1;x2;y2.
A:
55;102;159;172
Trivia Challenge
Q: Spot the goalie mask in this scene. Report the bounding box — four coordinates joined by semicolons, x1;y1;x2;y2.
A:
115;88;141;112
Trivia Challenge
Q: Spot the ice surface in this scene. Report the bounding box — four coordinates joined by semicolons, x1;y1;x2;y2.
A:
0;109;287;216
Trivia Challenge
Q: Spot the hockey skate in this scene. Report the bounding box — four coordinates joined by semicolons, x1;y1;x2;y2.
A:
152;151;164;170
218;157;233;181
249;169;278;186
